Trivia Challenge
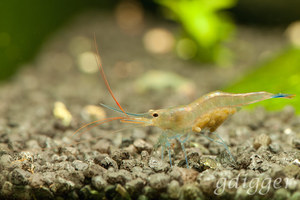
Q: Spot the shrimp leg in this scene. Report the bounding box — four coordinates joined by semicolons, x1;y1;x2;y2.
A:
156;132;173;167
201;131;236;163
168;133;190;168
176;134;190;168
164;138;173;167
213;132;236;163
161;144;164;161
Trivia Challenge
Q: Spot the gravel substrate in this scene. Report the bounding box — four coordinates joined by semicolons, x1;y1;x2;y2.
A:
0;12;299;200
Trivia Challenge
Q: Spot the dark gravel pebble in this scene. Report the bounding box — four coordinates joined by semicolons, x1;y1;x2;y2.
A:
131;166;148;180
9;168;31;185
133;139;153;154
94;154;118;170
80;184;103;200
72;160;88;171
32;186;54;200
92;139;111;154
125;177;145;195
120;159;136;171
50;177;75;194
91;175;107;190
148;173;170;190
83;163;106;178
269;143;282;153
181;184;204;200
107;169;132;185
292;138;300;149
148;157;169;172
1;181;13;197
111;149;131;166
167;180;181;199
253;133;272;149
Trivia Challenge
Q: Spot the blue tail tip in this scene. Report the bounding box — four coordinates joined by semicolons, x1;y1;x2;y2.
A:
272;93;295;99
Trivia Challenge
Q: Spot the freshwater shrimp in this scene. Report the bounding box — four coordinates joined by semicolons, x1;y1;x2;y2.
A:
100;91;294;168
77;36;295;168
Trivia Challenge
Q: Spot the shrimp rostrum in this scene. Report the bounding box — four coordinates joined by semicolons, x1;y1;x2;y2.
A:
86;37;295;168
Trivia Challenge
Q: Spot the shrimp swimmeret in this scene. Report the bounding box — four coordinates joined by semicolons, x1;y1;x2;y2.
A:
77;36;295;168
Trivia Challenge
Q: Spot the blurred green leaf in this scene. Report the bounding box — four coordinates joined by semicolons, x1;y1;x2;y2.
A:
0;0;114;82
225;47;300;113
156;0;236;64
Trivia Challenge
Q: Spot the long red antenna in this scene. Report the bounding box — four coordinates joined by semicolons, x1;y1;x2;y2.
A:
76;117;128;138
93;33;128;117
72;116;126;136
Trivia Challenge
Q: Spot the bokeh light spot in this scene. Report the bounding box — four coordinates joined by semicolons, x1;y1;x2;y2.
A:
286;21;300;47
143;28;175;54
81;105;106;121
115;0;144;35
78;51;99;74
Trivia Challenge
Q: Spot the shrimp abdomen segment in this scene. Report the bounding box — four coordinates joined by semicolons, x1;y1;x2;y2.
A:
189;91;293;119
191;91;274;108
192;107;237;133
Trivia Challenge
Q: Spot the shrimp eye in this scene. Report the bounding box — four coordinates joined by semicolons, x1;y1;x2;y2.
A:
152;113;159;117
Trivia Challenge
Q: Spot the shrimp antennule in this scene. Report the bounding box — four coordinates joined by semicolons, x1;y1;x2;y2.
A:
100;103;147;117
72;36;144;139
120;119;148;124
94;34;128;117
73;117;126;137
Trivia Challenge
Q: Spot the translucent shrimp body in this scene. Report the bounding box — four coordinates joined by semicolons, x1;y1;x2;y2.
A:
145;91;294;133
121;91;294;167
